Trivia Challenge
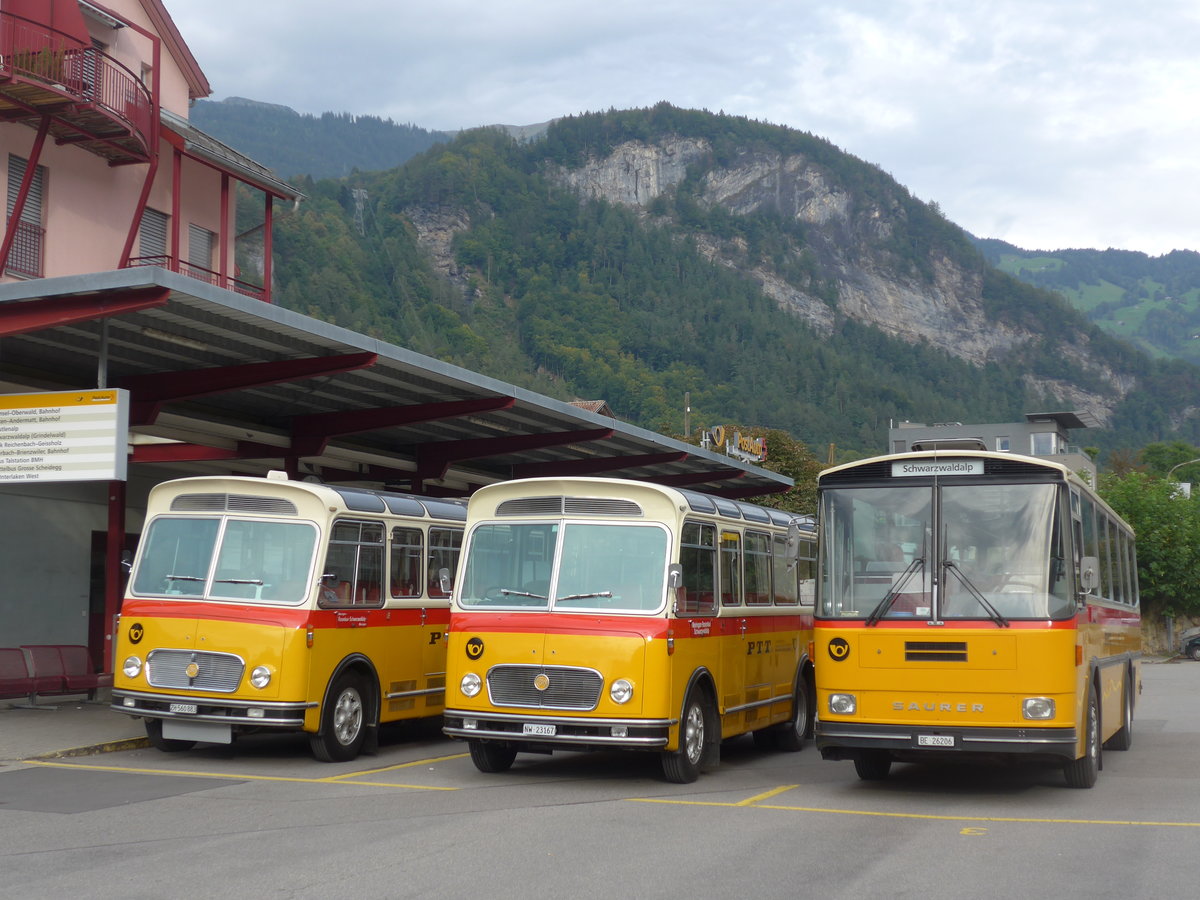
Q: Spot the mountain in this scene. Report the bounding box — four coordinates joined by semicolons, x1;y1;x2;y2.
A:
191;97;454;179
246;103;1200;461
975;239;1200;366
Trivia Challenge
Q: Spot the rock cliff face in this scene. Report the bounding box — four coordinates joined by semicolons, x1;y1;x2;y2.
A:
545;136;1130;425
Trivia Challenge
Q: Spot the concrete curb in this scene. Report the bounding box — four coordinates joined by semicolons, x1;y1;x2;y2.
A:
28;737;150;761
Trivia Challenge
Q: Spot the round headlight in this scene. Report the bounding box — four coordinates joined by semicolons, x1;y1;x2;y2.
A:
250;665;272;689
829;693;857;715
460;672;482;697
1023;697;1055;720
610;678;634;704
122;656;142;678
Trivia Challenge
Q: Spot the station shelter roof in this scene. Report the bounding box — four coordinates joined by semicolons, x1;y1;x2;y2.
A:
0;268;792;499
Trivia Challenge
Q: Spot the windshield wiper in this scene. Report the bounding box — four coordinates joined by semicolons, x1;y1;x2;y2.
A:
165;574;204;582
941;561;1009;627
556;591;613;602
498;588;546;599
214;578;264;585
865;558;924;626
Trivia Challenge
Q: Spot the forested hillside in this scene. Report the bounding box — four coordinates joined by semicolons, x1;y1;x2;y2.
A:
257;105;1200;460
977;239;1200;365
192;97;451;179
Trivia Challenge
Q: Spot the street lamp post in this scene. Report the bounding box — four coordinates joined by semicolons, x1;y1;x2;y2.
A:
1166;457;1200;481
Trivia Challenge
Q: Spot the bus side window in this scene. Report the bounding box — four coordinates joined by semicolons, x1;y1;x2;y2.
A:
390;526;423;598
680;522;717;615
720;531;742;606
428;527;463;599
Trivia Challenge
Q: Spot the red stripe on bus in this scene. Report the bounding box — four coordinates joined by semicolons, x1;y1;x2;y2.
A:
118;599;449;628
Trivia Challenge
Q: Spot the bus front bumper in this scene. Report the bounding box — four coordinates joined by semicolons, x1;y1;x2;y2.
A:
112;688;315;729
443;708;672;751
816;720;1078;761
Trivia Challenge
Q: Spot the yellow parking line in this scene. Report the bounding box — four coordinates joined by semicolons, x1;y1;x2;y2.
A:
631;793;1200;827
23;758;458;790
325;752;468;780
735;785;800;806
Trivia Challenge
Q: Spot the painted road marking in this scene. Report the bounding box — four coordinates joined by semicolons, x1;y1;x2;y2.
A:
631;787;1200;828
23;755;466;790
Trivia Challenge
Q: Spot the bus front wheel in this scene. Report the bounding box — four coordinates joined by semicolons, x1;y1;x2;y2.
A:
1063;687;1100;788
662;688;714;784
854;749;892;781
310;672;367;762
468;740;517;773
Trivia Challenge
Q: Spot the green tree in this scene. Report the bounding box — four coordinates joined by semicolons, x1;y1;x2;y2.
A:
1139;440;1200;479
1098;471;1200;617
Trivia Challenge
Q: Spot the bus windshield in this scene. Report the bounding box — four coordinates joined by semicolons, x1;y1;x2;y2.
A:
820;481;1073;621
131;516;319;604
458;521;669;612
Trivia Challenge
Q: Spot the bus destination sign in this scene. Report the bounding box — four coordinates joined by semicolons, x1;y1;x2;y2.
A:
892;458;983;477
0;390;129;483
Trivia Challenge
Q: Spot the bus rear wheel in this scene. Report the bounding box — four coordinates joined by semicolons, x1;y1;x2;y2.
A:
662;688;713;784
310;672;367;762
145;718;196;752
1064;687;1099;788
468;740;517;773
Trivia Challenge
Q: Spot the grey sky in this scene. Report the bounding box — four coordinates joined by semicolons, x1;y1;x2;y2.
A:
167;0;1200;256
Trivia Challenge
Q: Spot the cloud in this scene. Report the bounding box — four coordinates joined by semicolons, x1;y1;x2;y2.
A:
166;0;1200;255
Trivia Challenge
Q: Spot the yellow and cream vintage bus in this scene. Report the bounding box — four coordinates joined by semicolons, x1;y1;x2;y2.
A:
813;450;1141;788
112;472;465;761
442;477;817;783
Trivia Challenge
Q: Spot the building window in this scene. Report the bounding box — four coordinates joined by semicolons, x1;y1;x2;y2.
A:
138;208;168;262
187;224;215;280
1031;432;1059;455
6;154;46;278
996;436;1010;452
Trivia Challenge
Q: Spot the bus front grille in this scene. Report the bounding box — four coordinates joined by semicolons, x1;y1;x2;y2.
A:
486;665;603;710
146;649;245;692
905;641;968;662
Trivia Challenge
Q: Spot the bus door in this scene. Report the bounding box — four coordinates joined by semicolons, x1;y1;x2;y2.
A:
422;525;462;710
718;529;760;734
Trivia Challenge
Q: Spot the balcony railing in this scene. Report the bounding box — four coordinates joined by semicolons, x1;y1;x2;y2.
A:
127;256;267;303
4;219;43;278
0;11;153;164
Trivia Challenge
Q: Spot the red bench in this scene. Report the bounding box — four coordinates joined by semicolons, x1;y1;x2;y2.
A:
3;645;107;705
0;647;36;701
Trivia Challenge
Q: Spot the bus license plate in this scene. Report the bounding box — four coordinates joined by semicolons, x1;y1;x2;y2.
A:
918;734;954;747
169;703;198;714
523;723;556;736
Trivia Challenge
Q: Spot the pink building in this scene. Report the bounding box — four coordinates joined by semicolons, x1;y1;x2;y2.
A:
1;0;300;298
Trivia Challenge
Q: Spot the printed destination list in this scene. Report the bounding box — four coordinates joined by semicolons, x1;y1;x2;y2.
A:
0;390;129;483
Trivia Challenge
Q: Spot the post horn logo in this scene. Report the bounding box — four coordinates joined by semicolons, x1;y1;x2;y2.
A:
828;637;850;661
465;637;485;660
128;623;144;644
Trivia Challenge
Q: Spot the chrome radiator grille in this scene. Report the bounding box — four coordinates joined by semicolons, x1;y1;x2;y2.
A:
146;649;245;693
486;665;603;710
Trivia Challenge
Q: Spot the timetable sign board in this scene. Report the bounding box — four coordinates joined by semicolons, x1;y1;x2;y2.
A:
0;390;129;483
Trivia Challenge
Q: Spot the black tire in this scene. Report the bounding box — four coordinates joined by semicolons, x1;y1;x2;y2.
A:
662;688;713;784
1190;645;1200;661
145;718;196;752
774;681;810;753
309;672;368;762
1103;675;1134;751
853;749;892;781
1064;687;1100;788
467;740;517;773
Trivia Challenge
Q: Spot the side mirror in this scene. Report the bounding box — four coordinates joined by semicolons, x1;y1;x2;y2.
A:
120;549;134;574
438;567;453;595
1079;556;1099;592
667;564;683;590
